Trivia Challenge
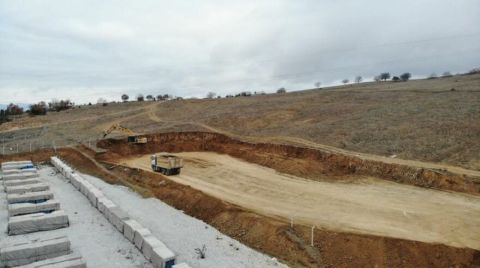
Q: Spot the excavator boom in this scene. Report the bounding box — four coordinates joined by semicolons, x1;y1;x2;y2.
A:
102;124;147;144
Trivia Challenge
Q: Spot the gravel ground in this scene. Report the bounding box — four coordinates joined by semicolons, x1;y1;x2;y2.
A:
0;166;152;268
79;173;286;268
2;164;286;267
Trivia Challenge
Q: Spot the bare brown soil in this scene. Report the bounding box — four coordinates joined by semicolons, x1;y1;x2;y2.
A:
98;132;480;195
2;147;480;267
121;151;480;250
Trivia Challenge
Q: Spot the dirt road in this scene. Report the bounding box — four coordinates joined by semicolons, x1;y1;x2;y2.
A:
120;152;480;250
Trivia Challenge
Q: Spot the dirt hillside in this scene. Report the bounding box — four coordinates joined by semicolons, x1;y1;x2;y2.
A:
1;74;480;171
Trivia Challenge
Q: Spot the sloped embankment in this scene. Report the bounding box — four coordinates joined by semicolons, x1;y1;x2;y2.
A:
97;131;480;195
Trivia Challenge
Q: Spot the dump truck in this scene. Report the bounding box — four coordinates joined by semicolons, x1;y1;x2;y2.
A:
151;153;184;175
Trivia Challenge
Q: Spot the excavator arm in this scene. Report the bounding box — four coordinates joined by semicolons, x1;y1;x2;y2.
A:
102;124;147;143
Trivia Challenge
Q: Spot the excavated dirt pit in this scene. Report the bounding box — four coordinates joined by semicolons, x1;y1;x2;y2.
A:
93;132;480;267
119;151;480;251
4;132;479;267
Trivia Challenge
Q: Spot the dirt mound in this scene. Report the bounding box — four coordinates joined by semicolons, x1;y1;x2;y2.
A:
97;131;480;195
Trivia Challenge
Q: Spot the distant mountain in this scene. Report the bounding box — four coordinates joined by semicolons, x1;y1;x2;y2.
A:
0;103;32;110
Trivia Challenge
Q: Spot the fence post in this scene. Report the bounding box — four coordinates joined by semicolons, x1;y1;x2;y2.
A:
16;143;19;153
53;141;56;153
29;142;32;152
311;226;315;246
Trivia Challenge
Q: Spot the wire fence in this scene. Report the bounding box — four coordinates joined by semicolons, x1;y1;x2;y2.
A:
0;136;102;155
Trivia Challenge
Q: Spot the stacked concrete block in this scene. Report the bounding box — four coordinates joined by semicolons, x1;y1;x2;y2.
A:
172;263;192;268
8;210;69;235
98;197;116;216
78;179;95;197
8;200;61;217
2;168;38;176
1;160;84;267
142;236;165;261
69;174;84;190
7;190;54;204
134;228;152;250
1;161;34;172
86;186;104;208
0;236;70;267
15;253;86;268
3;178;42;188
5;183;50;194
2;172;39;181
123;219;143;242
107;207;130;232
151;243;176;268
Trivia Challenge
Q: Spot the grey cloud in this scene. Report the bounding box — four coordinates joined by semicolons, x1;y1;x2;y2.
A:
0;0;479;103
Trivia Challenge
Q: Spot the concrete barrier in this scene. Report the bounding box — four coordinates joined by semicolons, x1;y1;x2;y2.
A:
142;236;165;261
86;187;104;208
107;207;130;232
151;243;176;268
0;236;70;266
3;178;42;188
123;219;143;242
70;174;84;190
49;157;181;268
2;160;32;166
8;210;69;235
98;197;116;215
5;183;50;194
15;253;86;268
134;228;152;250
172;263;192;268
2;172;39;181
1;168;38;175
8;200;61;217
7;190;54;204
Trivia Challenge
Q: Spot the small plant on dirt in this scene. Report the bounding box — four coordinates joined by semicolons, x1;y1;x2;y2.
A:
195;245;207;259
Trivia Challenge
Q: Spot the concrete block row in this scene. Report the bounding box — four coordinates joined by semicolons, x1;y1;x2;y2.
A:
0;236;70;267
51;156;180;268
1;161;81;267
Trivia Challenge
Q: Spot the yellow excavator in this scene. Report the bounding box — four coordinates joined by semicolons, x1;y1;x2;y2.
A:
102;124;148;144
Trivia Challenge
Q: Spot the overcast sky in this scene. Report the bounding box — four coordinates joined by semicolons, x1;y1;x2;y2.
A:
1;0;479;104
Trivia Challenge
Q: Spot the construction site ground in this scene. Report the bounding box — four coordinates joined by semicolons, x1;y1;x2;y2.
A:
0;166;152;268
120;151;480;251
